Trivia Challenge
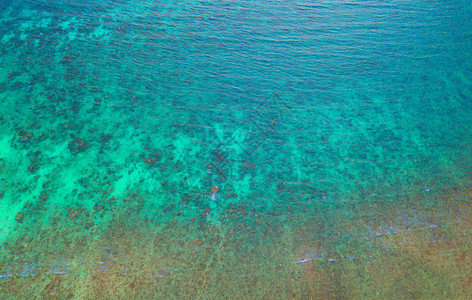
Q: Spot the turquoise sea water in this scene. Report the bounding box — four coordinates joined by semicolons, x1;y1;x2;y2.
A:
1;0;472;298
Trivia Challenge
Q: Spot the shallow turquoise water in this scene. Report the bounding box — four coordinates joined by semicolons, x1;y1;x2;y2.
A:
1;0;472;297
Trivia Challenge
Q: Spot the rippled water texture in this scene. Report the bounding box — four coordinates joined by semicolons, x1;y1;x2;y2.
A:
1;0;472;298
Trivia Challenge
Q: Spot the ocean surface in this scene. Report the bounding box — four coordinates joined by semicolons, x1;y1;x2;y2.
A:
1;0;472;298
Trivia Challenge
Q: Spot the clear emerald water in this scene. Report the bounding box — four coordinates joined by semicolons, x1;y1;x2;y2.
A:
1;0;472;298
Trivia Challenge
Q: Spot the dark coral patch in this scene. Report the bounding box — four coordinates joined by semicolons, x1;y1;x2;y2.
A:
68;138;88;153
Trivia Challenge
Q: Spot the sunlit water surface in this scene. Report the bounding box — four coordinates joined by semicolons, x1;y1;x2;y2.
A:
1;0;472;298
